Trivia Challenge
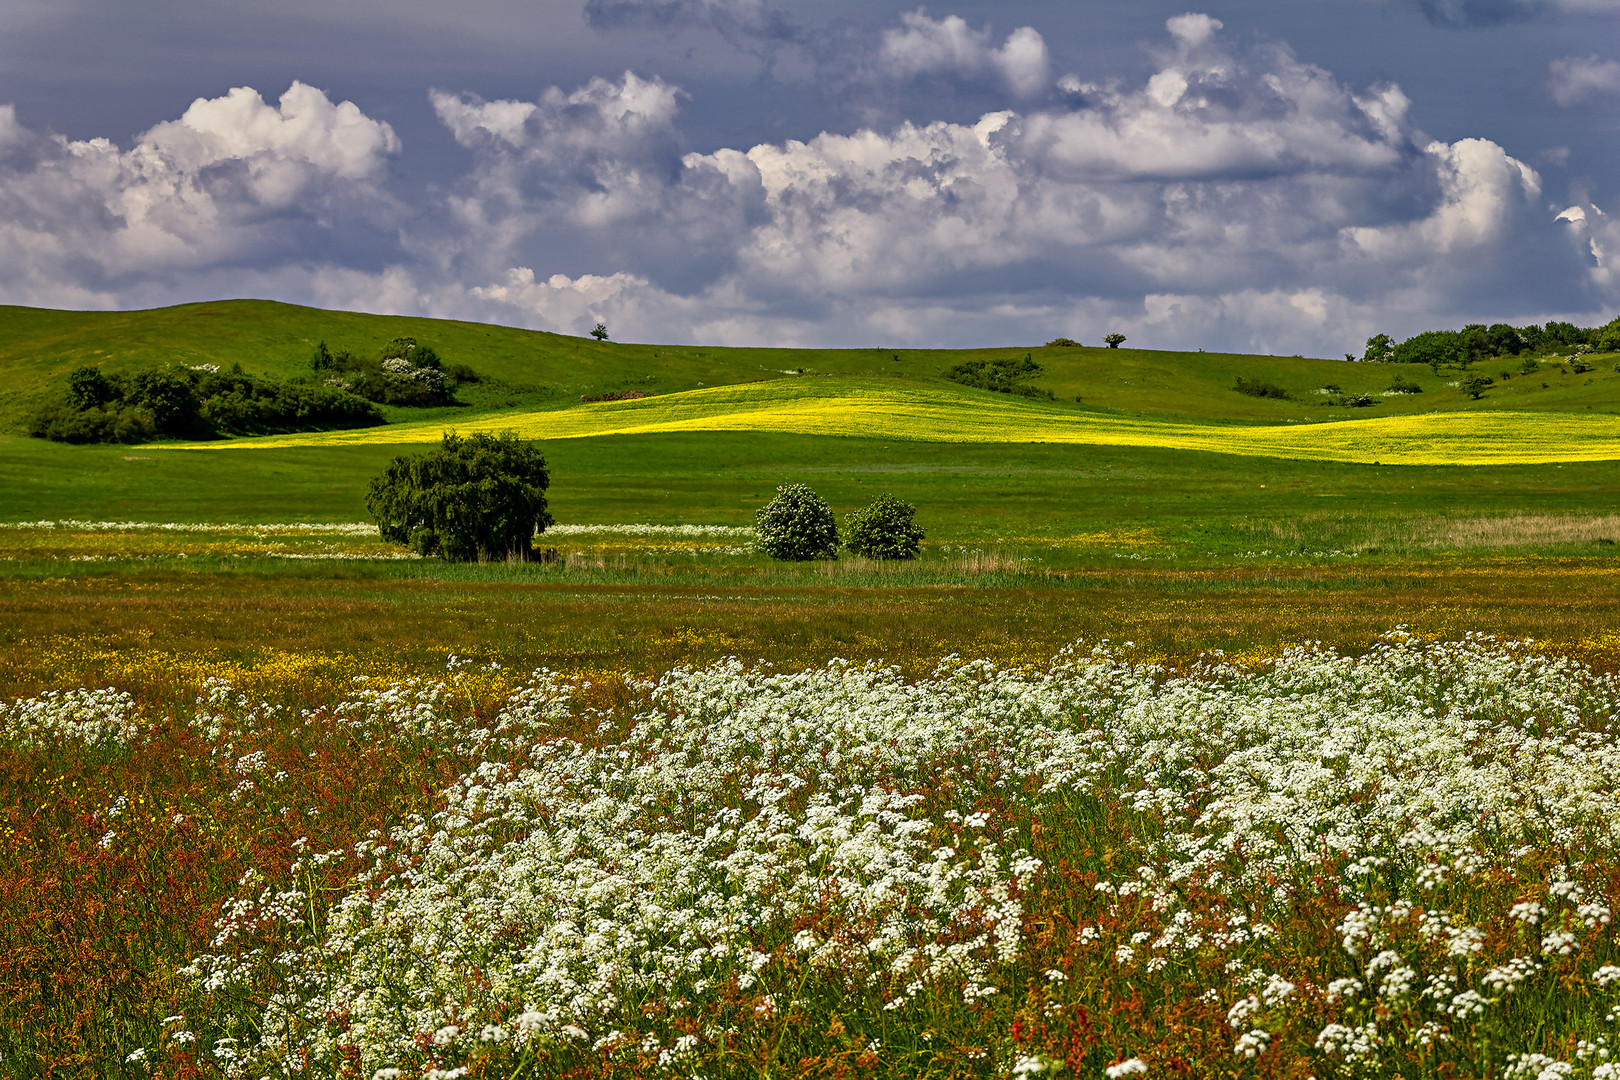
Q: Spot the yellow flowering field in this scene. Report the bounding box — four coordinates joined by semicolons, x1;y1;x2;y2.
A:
164;379;1620;465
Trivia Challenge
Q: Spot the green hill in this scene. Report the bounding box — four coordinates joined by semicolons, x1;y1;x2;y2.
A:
5;299;1618;436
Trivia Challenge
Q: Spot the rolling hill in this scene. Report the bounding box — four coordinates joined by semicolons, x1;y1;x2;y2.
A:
5;299;1619;440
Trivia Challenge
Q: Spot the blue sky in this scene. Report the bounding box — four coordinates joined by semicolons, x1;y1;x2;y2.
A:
0;0;1616;355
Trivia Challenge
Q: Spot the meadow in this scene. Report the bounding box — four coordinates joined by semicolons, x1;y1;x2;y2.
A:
7;302;1620;1078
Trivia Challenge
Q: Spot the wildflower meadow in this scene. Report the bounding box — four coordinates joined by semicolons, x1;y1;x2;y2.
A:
11;630;1620;1078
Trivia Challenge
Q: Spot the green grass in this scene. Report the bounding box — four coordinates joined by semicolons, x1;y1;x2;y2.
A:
6;432;1620;558
6;300;1617;436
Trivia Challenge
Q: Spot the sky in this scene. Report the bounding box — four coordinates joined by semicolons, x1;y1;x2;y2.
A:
0;1;1617;356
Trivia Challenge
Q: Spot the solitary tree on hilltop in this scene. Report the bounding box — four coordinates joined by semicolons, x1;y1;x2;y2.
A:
1103;332;1126;349
590;323;609;341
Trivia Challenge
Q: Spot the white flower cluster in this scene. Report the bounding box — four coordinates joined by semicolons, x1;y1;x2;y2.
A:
546;524;756;538
0;686;145;750
0;520;376;534
178;632;1620;1072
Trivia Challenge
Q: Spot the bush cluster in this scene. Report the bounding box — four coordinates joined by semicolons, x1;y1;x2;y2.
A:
28;363;383;444
311;337;479;407
943;354;1054;399
756;485;924;561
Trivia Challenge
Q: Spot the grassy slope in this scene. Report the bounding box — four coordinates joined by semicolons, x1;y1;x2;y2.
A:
5;299;1618;433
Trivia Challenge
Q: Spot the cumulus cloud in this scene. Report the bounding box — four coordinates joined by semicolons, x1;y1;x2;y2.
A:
1548;54;1620;105
0;15;1614;354
405;14;1604;351
878;11;1051;98
0;82;397;305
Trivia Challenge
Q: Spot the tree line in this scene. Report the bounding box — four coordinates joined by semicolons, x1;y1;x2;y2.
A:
29;336;480;444
1360;317;1620;368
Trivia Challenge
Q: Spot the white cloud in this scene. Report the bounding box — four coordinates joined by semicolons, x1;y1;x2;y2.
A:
878;11;1051;98
408;14;1603;352
0;83;397;305
1165;12;1223;49
1548;54;1620;106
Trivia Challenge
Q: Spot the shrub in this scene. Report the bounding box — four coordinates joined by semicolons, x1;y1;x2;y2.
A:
1460;372;1493;399
845;493;924;560
366;431;553;562
755;484;838;560
1234;376;1290;400
1045;337;1080;347
1387;374;1423;394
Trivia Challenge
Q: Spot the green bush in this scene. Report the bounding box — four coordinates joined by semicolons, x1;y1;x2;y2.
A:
755;484;839;561
845;493;924;560
1387;374;1423;394
1233;376;1290;400
366;431;553;562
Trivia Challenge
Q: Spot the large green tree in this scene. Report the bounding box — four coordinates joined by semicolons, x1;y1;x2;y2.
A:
366;431;553;562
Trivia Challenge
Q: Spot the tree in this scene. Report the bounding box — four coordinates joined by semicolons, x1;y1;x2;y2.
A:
845;493;924;560
1361;334;1394;363
128;368;201;434
66;366;116;410
1103;332;1127;349
1459;372;1493;400
366;430;553;562
590;323;609;341
755;484;838;560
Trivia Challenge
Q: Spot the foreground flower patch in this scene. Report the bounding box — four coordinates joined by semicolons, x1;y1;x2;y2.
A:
14;632;1620;1077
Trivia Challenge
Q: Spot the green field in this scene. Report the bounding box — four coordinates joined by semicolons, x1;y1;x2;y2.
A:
9;301;1620;1077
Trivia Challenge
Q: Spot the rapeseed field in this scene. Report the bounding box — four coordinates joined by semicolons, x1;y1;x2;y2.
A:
181;379;1620;466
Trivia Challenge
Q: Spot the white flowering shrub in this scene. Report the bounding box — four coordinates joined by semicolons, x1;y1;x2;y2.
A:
755;483;838;560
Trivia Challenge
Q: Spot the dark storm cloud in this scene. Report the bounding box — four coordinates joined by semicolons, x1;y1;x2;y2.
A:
1372;0;1620;26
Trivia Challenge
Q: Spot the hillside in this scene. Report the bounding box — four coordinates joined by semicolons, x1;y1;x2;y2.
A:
5;299;1619;436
